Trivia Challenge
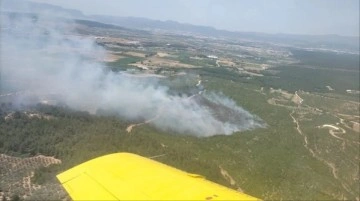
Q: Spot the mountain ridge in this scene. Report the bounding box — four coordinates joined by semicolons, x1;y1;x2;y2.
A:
1;0;358;52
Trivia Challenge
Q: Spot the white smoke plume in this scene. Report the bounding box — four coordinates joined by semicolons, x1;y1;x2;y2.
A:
0;7;265;137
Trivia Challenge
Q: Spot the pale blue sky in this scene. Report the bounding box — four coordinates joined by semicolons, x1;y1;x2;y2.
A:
27;0;360;36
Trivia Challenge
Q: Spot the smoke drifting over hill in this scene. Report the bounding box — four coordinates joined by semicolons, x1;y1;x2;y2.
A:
0;12;265;136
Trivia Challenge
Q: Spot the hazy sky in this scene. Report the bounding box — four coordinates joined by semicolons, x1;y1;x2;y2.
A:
27;0;360;36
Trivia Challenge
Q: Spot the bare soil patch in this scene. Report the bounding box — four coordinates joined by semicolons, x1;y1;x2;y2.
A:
131;57;195;69
103;53;124;62
124;51;146;58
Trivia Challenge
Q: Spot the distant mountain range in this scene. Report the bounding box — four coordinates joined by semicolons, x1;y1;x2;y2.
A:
1;0;85;18
2;0;359;53
89;15;359;52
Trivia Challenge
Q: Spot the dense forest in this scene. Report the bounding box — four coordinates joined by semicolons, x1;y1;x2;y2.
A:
0;103;228;188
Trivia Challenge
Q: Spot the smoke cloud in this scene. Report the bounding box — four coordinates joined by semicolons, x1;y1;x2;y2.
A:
0;9;265;137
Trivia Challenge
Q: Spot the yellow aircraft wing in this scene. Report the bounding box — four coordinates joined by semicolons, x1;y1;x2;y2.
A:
57;153;259;200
